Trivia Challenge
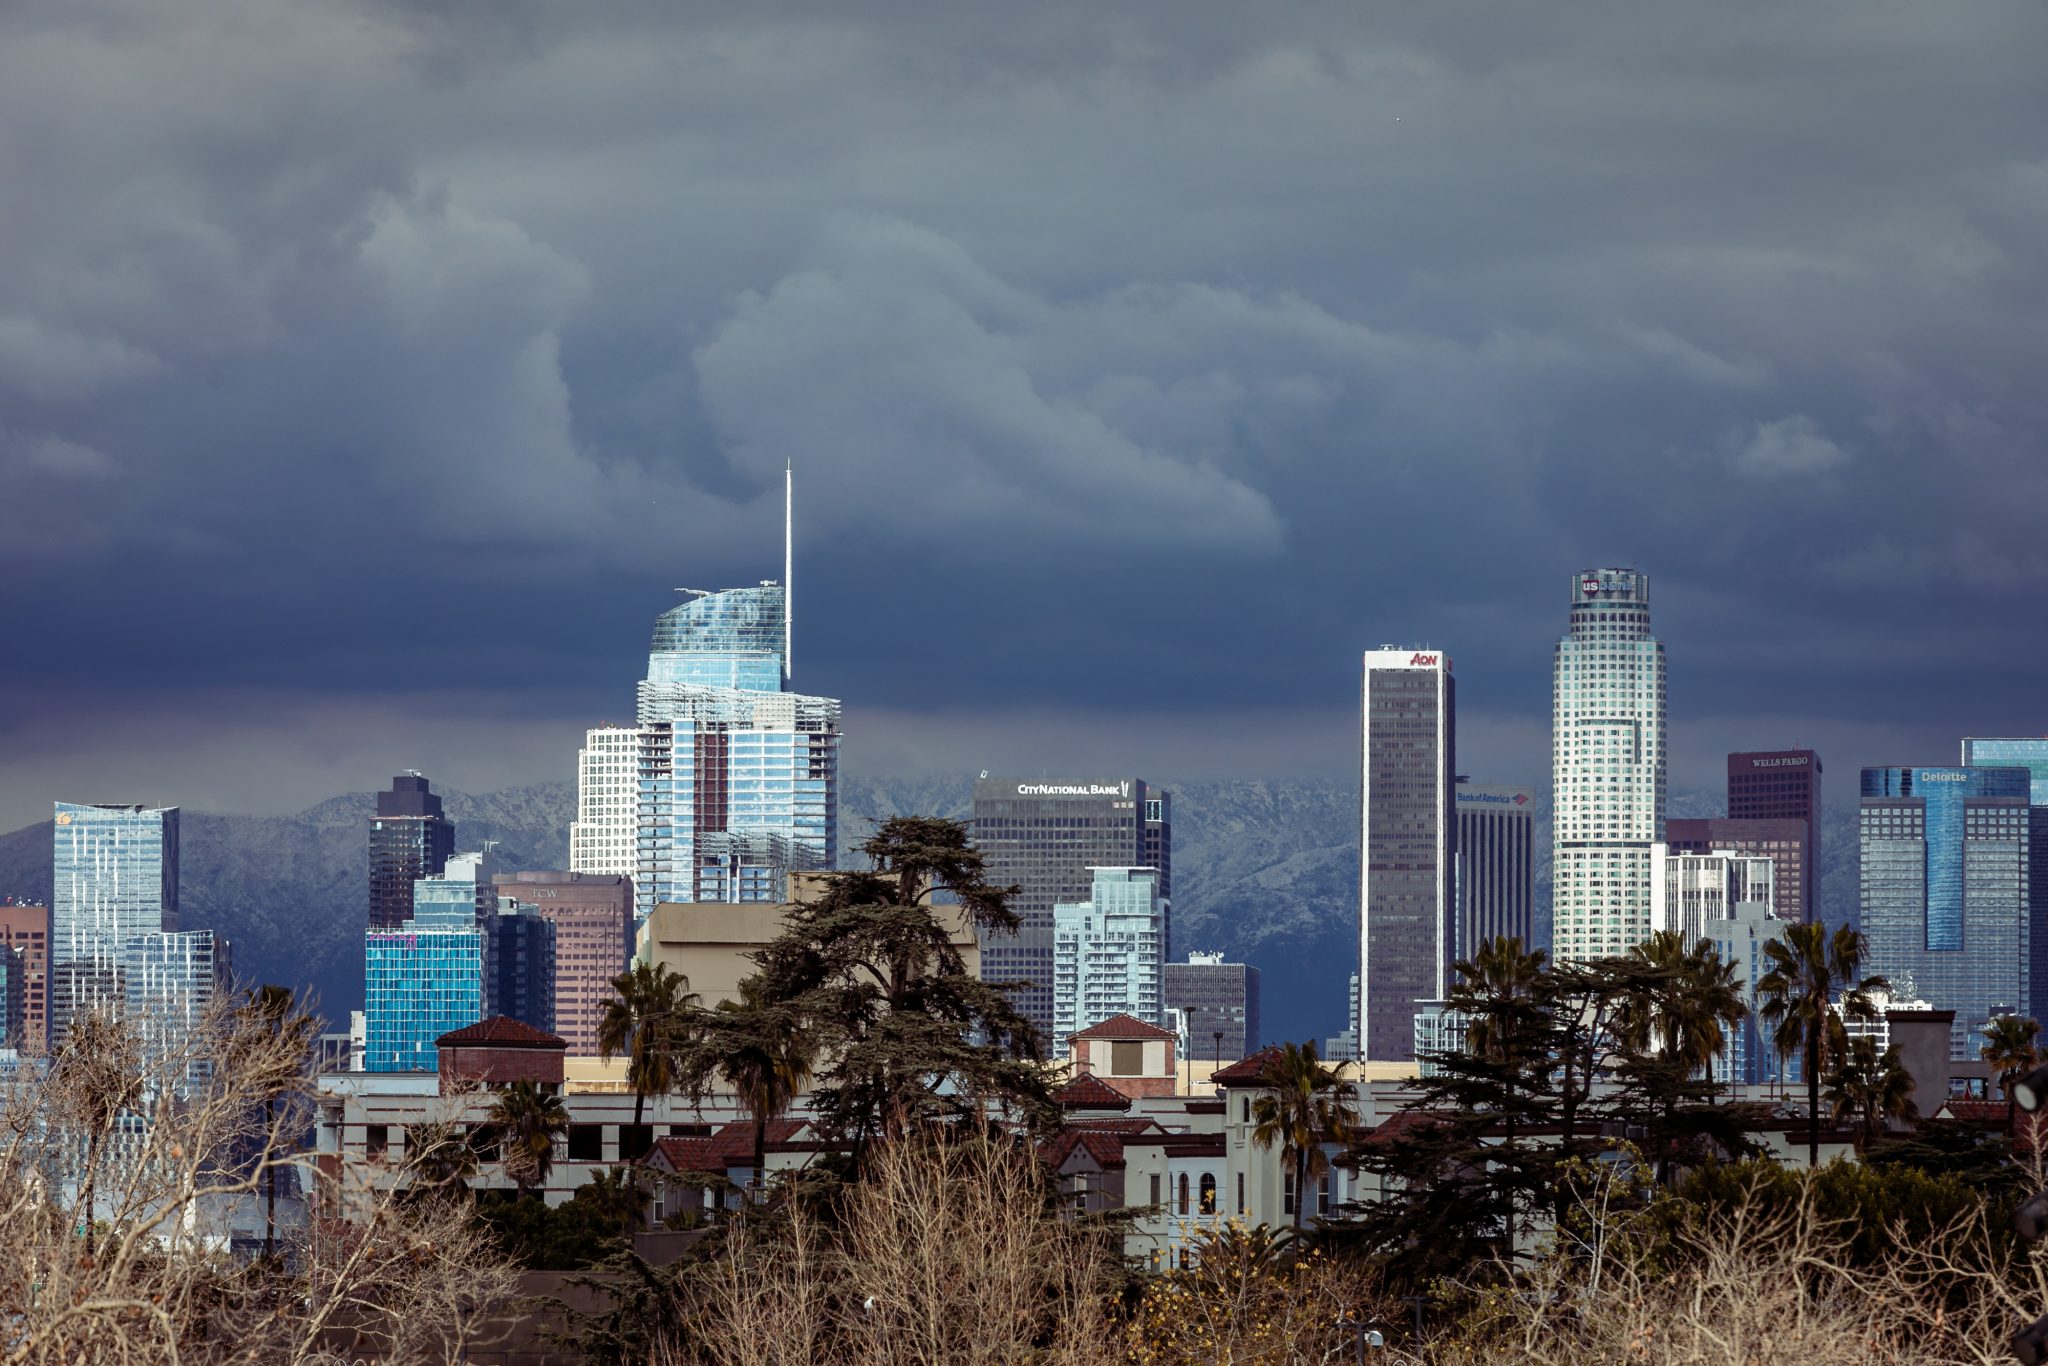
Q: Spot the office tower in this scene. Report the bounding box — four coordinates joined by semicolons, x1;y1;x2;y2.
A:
1959;740;2048;1024
1413;1001;1466;1074
1163;952;1261;1064
1453;784;1535;962
1359;647;1455;1063
0;947;23;1052
50;802;179;1043
363;850;501;1072
972;777;1171;1042
571;727;639;876
492;871;632;1054
1051;868;1166;1045
126;930;231;1072
485;903;557;1037
1663;817;1810;925
0;904;50;1053
1551;569;1667;963
1701;903;1791;1085
1860;766;2031;1059
369;774;455;931
1726;750;1822;922
1650;845;1775;950
631;581;840;920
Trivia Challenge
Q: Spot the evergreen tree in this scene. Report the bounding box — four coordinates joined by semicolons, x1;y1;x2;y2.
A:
1352;936;1556;1284
741;817;1054;1164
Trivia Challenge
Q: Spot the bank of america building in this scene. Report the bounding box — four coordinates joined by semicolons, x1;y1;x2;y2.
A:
1860;765;2031;1059
972;778;1170;1045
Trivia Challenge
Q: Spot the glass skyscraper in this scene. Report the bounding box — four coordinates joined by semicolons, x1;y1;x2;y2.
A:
577;580;839;923
1052;868;1167;1045
1860;765;2031;1059
1959;739;2048;1022
1359;647;1455;1063
1453;783;1534;963
50;802;180;1044
1551;569;1666;963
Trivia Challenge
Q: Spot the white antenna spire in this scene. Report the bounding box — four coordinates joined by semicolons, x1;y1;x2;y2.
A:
783;460;793;681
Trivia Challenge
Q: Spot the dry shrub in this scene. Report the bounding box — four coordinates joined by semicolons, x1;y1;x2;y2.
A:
1125;1220;1396;1366
1439;1164;2048;1366
674;1134;1119;1366
0;996;519;1365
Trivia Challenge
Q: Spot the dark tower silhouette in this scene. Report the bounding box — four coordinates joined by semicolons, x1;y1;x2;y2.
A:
368;773;455;931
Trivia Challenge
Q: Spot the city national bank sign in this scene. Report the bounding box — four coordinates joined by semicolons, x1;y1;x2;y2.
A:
1015;782;1131;798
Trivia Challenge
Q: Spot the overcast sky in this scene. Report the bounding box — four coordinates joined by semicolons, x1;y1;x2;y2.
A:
3;0;2045;833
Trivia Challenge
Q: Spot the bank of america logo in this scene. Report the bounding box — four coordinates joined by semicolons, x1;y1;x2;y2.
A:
1514;792;1529;806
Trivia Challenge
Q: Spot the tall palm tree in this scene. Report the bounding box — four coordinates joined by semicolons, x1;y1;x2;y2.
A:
228;984;314;1260
1250;1040;1357;1235
1824;1037;1918;1146
1614;932;1747;1072
1756;921;1887;1168
405;1119;479;1201
1981;1015;2040;1137
1613;932;1747;1182
711;979;815;1201
597;962;699;1141
489;1080;571;1199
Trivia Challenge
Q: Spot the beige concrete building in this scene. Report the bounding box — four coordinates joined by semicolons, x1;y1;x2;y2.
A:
635;874;979;1009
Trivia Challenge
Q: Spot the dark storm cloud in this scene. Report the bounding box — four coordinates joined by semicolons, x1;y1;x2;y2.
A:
3;0;2046;828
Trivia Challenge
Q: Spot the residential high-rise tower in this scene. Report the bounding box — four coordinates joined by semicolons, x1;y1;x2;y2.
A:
1052;867;1167;1045
1550;570;1666;962
1359;647;1454;1063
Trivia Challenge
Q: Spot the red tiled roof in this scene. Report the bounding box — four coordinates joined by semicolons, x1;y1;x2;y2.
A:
1055;1073;1133;1110
434;1016;567;1049
647;1136;724;1173
1071;1013;1177;1042
1042;1128;1131;1171
1940;1099;2004;1124
1211;1045;1285;1085
1066;1118;1164;1135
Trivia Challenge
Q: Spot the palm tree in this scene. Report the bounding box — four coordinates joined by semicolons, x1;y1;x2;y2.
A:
1613;932;1747;1183
1250;1041;1357;1236
710;979;815;1201
1981;1015;2040;1137
489;1080;571;1199
405;1120;479;1201
1824;1037;1918;1146
597;962;699;1143
1756;921;1887;1168
228;984;314;1259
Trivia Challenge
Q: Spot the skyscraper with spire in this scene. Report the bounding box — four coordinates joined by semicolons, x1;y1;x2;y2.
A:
577;472;840;922
1550;569;1667;962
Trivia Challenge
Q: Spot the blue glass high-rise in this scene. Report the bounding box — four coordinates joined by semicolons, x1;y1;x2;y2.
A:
1860;766;2031;1058
1961;739;2048;1022
632;582;839;920
50;802;179;1044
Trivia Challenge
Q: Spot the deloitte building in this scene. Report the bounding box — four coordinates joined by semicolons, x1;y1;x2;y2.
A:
971;777;1171;1045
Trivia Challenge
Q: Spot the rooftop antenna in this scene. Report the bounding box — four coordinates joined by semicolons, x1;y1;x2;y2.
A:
784;459;793;682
